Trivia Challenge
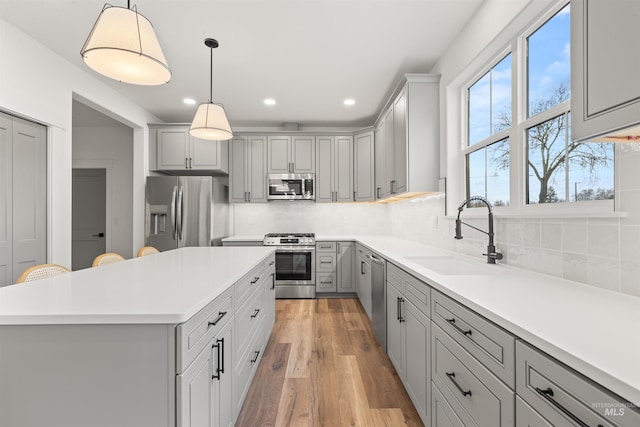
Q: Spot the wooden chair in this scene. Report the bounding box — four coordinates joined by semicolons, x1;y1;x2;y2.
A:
136;246;160;257
17;264;71;283
92;252;125;267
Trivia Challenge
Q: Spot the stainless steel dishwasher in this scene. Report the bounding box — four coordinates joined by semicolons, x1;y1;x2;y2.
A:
369;253;387;351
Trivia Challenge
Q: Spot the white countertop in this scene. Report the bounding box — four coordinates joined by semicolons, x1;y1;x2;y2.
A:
351;236;640;407
0;247;275;325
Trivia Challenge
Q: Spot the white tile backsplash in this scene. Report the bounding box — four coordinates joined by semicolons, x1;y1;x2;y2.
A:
233;149;640;296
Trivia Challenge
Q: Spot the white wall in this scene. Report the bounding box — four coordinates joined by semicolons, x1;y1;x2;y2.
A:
0;18;160;266
72;126;134;258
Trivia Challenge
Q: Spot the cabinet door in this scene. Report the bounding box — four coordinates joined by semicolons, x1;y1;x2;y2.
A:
267;136;290;173
337;242;354;293
386;283;404;377
177;343;214;427
248;136;268;202
334;136;353;202
190;138;228;172
404;300;430;423
392;90;407;194
354;131;374;202
157;128;189;170
374;124;386;200
383;108;394;197
213;323;234;427
315;136;334;202
291;136;315;173
229;137;248;202
316;272;337;292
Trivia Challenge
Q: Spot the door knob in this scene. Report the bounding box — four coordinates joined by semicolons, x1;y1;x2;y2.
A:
92;232;105;238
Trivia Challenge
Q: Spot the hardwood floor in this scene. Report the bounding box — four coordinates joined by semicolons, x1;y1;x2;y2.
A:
235;298;424;427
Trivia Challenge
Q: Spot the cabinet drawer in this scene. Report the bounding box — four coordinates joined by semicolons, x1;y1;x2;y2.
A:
233;326;265;415
316;272;337;292
316;241;337;252
432;290;515;387
516;396;553;427
387;263;430;316
177;286;233;373
516;341;640;427
316;252;337;272
432;382;465;427
235;260;267;303
235;282;267;358
432;324;514;427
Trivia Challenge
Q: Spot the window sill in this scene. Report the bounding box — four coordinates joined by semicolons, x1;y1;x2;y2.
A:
445;201;627;220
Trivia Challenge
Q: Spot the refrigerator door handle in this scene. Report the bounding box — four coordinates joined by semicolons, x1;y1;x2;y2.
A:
177;186;184;241
170;186;178;240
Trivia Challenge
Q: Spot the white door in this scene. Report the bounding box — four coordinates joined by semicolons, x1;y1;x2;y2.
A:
72;169;106;270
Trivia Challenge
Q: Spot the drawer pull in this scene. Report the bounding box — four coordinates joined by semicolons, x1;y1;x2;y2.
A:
535;387;602;427
250;276;260;284
447;318;472;336
446;372;472;397
271;273;275;290
251;308;261;318
269;260;275;266
397;297;405;323
208;311;227;327
211;337;224;380
250;350;260;364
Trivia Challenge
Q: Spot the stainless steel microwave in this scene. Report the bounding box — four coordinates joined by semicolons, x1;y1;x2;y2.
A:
267;173;315;200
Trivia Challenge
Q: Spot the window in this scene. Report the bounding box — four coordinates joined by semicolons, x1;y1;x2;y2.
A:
464;2;614;209
466;54;512;206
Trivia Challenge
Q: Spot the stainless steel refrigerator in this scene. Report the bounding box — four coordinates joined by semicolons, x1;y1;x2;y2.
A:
145;176;229;251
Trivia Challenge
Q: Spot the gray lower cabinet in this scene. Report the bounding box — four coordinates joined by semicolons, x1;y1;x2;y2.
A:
516;396;553;427
316;241;354;294
355;244;372;316
516;341;640;427
336;242;354;293
386;263;431;425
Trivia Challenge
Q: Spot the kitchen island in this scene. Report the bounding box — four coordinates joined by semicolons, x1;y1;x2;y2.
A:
0;246;276;427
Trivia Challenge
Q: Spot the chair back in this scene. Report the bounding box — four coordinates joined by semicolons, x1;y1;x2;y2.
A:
92;252;125;267
17;264;71;283
137;246;160;257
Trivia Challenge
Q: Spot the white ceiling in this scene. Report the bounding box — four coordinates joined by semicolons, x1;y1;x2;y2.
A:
1;0;484;128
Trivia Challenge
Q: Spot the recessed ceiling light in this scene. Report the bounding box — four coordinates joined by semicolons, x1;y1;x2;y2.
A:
344;99;356;106
264;98;276;106
183;98;196;105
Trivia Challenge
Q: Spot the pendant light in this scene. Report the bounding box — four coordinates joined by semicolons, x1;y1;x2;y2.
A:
80;1;171;85
189;38;233;141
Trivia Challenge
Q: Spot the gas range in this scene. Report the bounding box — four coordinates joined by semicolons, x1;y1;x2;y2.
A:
263;233;315;247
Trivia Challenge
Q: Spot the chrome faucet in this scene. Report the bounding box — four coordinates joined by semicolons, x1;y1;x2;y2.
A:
454;196;503;264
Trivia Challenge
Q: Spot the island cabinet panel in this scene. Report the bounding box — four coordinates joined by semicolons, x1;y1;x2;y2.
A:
0;324;176;427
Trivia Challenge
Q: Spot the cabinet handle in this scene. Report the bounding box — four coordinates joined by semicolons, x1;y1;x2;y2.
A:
189;157;193;168
269;260;275;266
251;308;261;318
320;261;333;265
390;180;396;194
251;276;260;285
208;311;227;327
376;187;381;199
185;158;189;168
270;273;275;290
534;388;603;427
247;191;251;201
211;337;224;380
446;318;472;336
446;372;471;397
250;350;260;364
353;191;356;202
361;261;365;275
397;297;405;322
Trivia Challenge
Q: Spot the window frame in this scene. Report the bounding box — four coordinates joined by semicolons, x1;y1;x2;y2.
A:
459;0;615;216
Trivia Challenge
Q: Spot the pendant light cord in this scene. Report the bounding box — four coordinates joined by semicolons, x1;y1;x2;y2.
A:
209;45;213;103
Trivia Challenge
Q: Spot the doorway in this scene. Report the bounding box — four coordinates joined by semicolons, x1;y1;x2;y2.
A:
72;169;106;270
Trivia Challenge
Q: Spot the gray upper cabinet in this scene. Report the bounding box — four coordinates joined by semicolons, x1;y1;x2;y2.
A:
315;136;353;203
571;0;640;141
152;125;228;174
267;135;315;174
374;74;440;200
354;130;375;202
229;136;267;203
0;112;46;286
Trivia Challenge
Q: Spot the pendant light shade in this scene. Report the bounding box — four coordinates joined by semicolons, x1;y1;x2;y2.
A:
189;38;233;141
190;103;233;140
80;4;171;85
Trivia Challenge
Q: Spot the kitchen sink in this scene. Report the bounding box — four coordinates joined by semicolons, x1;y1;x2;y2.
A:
403;255;487;276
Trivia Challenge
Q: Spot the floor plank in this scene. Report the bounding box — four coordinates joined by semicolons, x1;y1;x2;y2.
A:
236;298;424;427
